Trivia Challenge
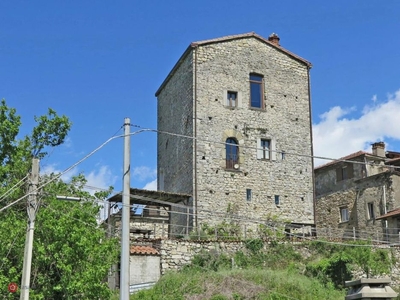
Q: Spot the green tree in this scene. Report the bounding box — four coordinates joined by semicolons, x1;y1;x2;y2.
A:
0;99;118;299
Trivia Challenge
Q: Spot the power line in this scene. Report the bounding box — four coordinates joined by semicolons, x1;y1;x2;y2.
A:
0;127;128;214
128;125;400;171
0;174;29;203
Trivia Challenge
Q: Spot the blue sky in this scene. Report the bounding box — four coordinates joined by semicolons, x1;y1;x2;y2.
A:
1;1;400;193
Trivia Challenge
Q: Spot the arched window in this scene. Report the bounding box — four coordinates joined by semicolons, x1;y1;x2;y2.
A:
226;138;239;169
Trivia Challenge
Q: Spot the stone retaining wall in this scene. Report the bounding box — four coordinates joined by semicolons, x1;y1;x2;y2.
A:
153;239;400;288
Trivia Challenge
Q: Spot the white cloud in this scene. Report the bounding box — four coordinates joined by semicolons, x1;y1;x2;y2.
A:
313;89;400;166
86;165;117;191
371;94;377;103
40;163;78;182
143;179;157;191
132;166;157;182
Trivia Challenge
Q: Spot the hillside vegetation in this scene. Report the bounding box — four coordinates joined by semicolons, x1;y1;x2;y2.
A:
129;239;396;300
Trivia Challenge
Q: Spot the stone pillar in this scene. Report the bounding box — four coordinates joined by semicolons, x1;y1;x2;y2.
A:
345;278;397;299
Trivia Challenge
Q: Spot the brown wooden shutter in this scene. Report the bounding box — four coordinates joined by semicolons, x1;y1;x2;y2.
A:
336;167;343;182
347;163;354;179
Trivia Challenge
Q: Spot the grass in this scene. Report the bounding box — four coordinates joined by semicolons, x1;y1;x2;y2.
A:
110;240;395;299
129;268;345;300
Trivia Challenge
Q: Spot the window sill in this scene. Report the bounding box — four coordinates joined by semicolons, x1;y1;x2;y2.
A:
259;158;272;162
224;168;242;173
249;107;266;112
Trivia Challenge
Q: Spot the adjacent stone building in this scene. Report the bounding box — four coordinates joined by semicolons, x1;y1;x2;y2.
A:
155;32;315;234
315;142;400;242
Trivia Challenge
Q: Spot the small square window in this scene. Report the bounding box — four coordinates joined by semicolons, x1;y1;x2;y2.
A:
340;207;349;222
367;203;375;220
246;189;252;201
274;195;280;205
227;91;237;107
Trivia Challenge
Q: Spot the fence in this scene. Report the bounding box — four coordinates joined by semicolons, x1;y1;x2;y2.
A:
108;204;400;245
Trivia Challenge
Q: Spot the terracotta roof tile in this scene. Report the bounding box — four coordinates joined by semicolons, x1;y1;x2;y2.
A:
315;151;369;170
376;208;400;220
130;245;159;255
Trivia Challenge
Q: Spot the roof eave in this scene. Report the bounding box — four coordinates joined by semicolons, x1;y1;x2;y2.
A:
155;45;193;97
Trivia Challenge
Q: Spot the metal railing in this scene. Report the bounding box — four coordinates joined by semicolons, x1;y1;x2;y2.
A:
109;204;400;245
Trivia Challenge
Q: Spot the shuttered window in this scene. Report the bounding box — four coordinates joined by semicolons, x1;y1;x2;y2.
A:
336;163;354;182
257;138;276;161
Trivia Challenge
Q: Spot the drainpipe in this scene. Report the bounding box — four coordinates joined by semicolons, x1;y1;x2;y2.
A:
383;184;388;235
364;156;369;177
307;65;316;226
194;46;198;229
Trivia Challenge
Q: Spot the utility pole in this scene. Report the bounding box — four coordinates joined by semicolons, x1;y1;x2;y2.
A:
20;158;39;300
120;118;131;299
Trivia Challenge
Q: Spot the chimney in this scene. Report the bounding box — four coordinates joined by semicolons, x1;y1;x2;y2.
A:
371;142;385;157
268;33;280;46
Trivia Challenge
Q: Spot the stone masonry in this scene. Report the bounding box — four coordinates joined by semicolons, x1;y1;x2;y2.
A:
315;145;400;241
156;32;314;231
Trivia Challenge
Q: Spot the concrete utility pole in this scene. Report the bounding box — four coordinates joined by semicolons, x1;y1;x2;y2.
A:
20;158;40;300
120;118;131;299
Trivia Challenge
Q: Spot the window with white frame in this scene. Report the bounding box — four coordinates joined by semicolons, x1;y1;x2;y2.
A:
260;139;270;159
340;207;349;222
257;138;276;160
227;91;237;107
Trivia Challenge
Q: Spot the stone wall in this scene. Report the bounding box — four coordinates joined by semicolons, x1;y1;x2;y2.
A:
156;239;244;274
157;35;314;232
194;37;314;227
157;51;194;195
154;239;400;287
316;172;400;242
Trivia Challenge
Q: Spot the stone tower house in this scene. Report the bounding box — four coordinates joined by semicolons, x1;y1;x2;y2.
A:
155;32;314;232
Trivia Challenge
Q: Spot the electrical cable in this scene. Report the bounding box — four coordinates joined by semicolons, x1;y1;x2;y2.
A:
128;124;400;171
0;174;29;203
0;126;136;214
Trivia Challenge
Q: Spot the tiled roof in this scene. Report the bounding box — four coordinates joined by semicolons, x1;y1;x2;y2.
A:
315;151;369;170
376;208;400;220
387;157;400;164
130;245;159;255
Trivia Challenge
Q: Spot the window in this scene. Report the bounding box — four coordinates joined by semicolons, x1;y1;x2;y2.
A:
340;207;349;222
342;166;348;180
336;163;354;182
226;138;239;169
246;189;252;201
274;195;280;205
281;151;286;160
227;91;237;107
257;138;276;160
367;203;375;220
250;74;263;108
260;139;270;160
